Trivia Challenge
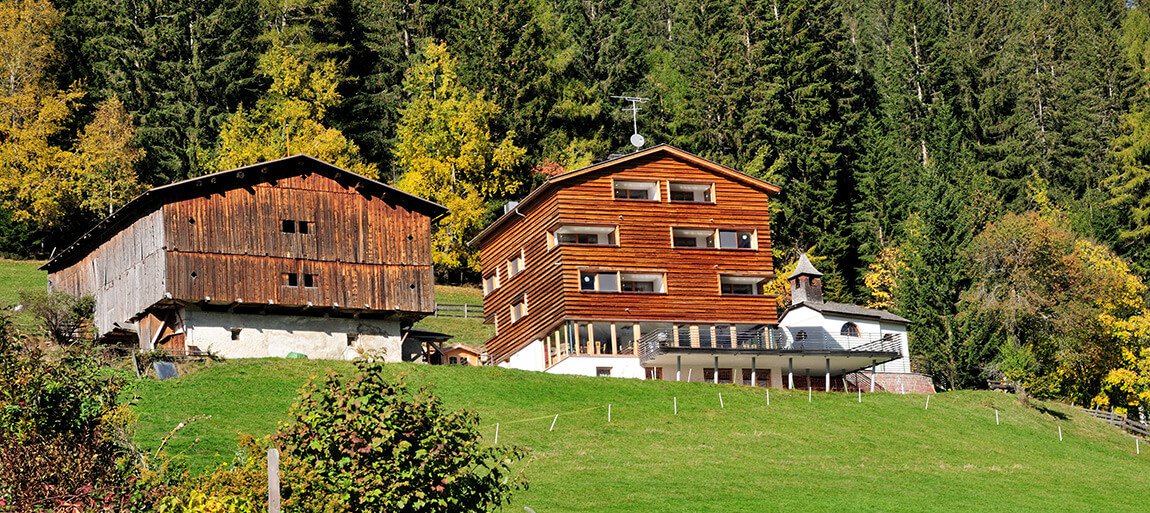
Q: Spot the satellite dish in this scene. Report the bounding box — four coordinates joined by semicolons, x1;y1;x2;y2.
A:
630;133;646;148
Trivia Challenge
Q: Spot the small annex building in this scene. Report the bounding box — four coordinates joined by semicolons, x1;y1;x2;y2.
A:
42;155;447;361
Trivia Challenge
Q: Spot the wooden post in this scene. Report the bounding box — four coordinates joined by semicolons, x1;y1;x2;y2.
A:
608;404;612;423
267;448;281;513
719;393;724;409
550;414;558;432
494;423;500;444
925;395;930;410
1137;437;1141;455
995;409;1000;425
674;396;678;415
463;304;469;318
766;387;770;406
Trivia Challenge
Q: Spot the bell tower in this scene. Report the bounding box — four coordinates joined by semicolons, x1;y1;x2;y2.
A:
788;254;823;305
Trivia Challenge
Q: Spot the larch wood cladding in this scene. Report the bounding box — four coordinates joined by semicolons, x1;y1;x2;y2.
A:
479;151;779;364
162;173;434;314
48;210;167;335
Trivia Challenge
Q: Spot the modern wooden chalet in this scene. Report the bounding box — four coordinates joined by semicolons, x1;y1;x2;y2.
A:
471;145;906;388
43;155;447;361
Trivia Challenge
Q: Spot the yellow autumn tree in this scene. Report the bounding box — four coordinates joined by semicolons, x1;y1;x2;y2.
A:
863;246;907;310
0;0;143;227
212;39;377;178
393;41;526;276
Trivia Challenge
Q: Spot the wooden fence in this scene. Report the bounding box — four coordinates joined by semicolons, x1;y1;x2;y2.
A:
434;303;482;319
1077;407;1150;440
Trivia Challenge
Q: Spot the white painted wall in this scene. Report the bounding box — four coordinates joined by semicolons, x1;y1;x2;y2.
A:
778;305;911;373
547;355;646;379
183;309;411;361
503;339;546;371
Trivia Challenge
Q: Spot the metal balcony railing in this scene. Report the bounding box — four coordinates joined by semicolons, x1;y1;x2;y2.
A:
638;328;903;363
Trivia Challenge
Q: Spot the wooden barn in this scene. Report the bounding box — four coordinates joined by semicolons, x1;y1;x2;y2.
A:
42;155;447;361
471;145;908;388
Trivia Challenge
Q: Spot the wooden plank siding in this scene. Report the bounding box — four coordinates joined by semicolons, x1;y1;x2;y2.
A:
163;172;435;315
479;152;778;364
479;193;566;362
48;210;167;335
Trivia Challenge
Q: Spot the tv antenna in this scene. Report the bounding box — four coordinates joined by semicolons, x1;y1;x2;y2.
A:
611;95;649;148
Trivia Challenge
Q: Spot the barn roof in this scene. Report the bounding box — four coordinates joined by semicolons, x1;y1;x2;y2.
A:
469;144;780;246
43;155;447;272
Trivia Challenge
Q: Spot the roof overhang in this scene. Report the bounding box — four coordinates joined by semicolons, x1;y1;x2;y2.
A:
43;155;447;272
469;144;780;247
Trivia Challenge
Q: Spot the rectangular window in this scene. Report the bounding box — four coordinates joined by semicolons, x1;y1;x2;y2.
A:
742;368;770;387
298;221;311;234
449;356;458;365
703;368;734;384
720;275;765;296
668;182;713;202
552;225;618;247
672;228;715;248
284;273;299;287
596;367;612;377
580;271;664;293
483;271;501;295
506;251;525;278
281;219;296;233
718;229;755;249
509;295;528;323
302;273;317;288
620;273;664;293
613;180;659;200
617;324;636;354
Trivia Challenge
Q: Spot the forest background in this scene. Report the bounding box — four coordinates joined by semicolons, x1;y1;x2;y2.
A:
5;0;1150;409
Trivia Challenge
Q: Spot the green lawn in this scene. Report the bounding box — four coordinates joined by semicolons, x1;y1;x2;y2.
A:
433;284;483;305
131;359;1150;512
0;259;45;324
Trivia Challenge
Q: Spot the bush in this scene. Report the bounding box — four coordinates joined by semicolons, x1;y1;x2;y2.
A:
0;331;162;510
18;290;95;345
274;362;527;511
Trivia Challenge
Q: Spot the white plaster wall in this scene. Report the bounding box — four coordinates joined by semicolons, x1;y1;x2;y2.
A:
503;339;546;372
778;305;912;373
546;356;645;379
183;309;407;361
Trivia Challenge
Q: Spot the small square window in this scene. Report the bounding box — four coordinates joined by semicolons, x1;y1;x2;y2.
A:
298;221;311;234
281;220;296;233
303;273;316;288
284;273;299;287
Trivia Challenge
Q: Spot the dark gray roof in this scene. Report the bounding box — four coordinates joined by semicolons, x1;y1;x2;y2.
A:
789;254;823;278
788;301;910;324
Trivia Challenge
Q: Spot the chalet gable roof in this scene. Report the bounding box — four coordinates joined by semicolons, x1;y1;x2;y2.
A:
784;300;910;324
43;154;447;272
470;144;781;246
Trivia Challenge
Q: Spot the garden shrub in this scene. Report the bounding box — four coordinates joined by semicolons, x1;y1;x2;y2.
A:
17;290;95;345
274;362;528;512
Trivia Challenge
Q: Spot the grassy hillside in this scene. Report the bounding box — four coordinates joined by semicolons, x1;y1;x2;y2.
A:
131;360;1150;512
0;259;45;324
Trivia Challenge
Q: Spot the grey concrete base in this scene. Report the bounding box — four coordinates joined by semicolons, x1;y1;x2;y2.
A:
182;309;420;361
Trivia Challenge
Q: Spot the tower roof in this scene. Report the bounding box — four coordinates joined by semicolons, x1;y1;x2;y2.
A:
788;254;823;279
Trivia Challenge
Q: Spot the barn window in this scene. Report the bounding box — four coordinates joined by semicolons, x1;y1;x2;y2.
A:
303;273;316;288
841;322;861;337
483;271;501;295
506;251;525;278
284;273;299;286
281;219;296;233
509;295;528;323
298;221;311;234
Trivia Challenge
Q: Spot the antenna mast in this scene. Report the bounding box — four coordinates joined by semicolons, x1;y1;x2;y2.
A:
611;95;649;148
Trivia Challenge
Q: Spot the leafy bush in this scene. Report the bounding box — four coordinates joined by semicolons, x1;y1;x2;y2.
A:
0;330;164;510
18;290;95;345
274;362;527;511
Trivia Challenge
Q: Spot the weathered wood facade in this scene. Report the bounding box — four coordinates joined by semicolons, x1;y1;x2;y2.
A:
473;145;780;366
44;155;445;358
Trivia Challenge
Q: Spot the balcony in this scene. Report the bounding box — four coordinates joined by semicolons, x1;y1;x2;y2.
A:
637;327;903;377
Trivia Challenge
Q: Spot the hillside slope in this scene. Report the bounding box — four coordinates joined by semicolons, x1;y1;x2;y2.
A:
132;360;1150;512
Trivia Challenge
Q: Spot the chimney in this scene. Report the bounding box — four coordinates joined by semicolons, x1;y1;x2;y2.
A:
788;254;823;305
